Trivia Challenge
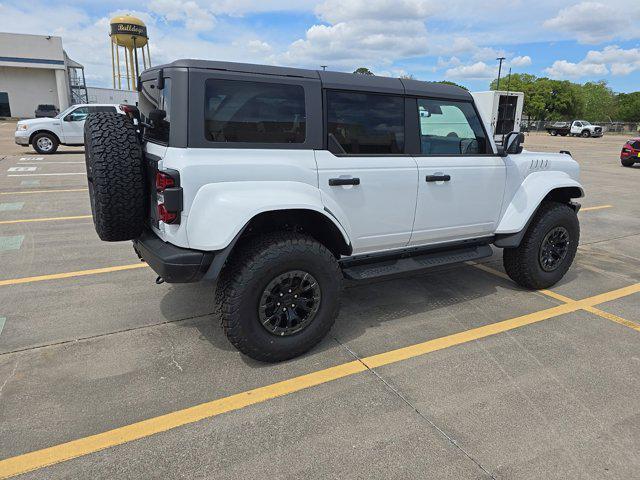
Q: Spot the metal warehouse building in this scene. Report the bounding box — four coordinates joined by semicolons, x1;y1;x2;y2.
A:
0;32;88;118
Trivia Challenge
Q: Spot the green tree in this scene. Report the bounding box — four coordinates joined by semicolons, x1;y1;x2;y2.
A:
580;81;616;121
615;92;640;122
353;67;374;75
437;80;469;90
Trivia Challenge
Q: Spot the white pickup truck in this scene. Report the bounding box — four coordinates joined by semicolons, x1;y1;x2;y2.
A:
14;104;128;154
546;120;603;138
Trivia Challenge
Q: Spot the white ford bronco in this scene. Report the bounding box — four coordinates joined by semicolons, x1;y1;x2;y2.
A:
84;60;583;362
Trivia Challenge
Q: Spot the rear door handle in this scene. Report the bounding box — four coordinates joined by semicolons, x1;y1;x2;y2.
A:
425;174;451;182
329;177;360;186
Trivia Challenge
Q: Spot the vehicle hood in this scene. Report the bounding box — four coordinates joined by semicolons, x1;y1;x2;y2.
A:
17;117;58;128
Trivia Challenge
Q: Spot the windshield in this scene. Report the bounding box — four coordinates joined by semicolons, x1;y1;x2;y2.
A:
581;121;591;126
55;105;77;119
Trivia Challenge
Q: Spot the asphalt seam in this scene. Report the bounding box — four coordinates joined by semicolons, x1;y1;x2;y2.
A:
0;311;216;358
334;336;497;480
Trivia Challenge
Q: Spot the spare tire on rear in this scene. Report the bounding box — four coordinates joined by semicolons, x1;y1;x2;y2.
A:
84;112;146;242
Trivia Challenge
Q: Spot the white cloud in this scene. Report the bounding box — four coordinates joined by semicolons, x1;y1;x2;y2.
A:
278;18;430;68
543;2;631;44
148;0;216;31
446;61;497;79
511;55;532;67
545;60;609;78
545;45;640;78
315;0;439;23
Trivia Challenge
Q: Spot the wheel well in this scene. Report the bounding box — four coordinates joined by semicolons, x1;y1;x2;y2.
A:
544;187;583;208
29;130;60;144
238;209;352;257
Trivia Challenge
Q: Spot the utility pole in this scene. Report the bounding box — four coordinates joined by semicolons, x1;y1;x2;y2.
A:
496;57;506;90
321;65;327;71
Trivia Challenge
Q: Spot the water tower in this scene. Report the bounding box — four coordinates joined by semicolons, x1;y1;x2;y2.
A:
110;15;151;91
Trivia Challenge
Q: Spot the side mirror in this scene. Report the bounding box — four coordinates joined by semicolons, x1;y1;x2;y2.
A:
499;131;525;156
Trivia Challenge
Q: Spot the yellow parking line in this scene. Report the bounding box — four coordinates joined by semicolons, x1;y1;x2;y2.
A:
0;188;88;195
581;205;613;212
0;263;147;287
1;281;639;478
471;263;639;332
585;306;640;332
0;215;92;225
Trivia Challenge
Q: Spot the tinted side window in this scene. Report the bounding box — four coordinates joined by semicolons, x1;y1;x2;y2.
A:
327;91;404;154
417;99;487;155
89;106;117;113
204;79;305;144
66;107;89;122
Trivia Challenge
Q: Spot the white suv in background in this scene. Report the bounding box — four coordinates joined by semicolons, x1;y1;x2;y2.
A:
15;103;129;154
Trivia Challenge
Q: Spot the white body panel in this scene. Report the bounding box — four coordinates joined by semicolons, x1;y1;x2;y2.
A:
154;144;582;255
496;151;582;233
410;155;506;245
315;151;418;254
14;104;124;145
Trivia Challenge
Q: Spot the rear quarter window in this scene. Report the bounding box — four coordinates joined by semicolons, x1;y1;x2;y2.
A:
204;79;306;144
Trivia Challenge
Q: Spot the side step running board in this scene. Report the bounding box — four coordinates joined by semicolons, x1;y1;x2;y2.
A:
342;245;493;281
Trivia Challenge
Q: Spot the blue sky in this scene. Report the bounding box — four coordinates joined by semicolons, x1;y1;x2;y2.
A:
1;0;639;92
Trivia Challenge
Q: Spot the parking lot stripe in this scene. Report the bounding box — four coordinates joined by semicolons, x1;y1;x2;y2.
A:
0;188;87;195
18;161;84;165
7;173;85;177
0;203;24;212
1;281;639;478
581;205;613;212
472;263;640;332
0;317;5;336
0;215;91;225
0;263;147;287
585;306;640;332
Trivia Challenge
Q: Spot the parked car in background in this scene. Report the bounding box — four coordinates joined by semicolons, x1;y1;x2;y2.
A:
15;104;127;154
546;120;603;138
621;138;640;167
34;104;59;118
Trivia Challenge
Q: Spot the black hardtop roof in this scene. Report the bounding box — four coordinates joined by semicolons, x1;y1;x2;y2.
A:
145;59;471;101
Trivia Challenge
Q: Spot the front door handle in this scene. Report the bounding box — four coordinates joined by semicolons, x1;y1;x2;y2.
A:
329;177;360;186
425;174;451;182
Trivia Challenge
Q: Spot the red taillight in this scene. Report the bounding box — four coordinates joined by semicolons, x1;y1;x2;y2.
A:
155;170;181;224
156;171;175;191
157;204;177;224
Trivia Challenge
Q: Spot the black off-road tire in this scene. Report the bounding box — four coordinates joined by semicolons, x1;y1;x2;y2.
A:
581;130;591;138
216;232;343;362
503;201;579;290
32;132;59;154
621;158;635;167
549;130;557;136
84;113;146;241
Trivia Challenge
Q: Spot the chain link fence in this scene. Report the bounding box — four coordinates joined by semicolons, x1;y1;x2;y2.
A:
523;120;640;135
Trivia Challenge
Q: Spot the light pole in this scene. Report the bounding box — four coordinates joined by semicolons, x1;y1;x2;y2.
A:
496;57;506;90
321;65;327;71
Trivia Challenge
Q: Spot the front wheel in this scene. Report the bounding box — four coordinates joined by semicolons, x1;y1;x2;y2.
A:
621;158;635;167
549;130;557;136
216;232;343;362
503;201;579;290
581;130;591;138
32;132;58;154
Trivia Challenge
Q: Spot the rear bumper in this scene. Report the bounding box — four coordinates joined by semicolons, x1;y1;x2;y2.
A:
133;230;215;283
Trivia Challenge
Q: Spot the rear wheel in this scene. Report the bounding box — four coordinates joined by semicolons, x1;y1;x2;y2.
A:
216;232;343;362
84;113;146;241
621;158;635;167
549;130;557;136
32;132;58;154
503;201;579;290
